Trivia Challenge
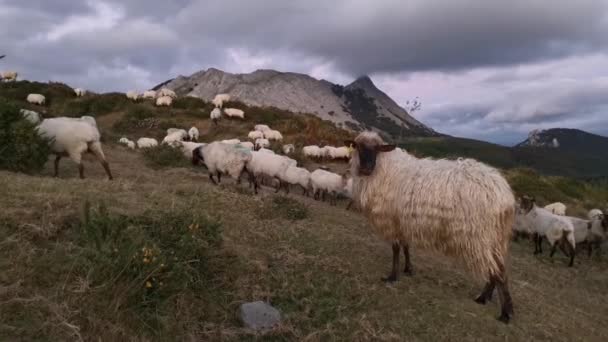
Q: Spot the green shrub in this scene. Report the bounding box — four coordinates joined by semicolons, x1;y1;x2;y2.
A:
141;144;189;169
258;195;309;221
0;99;52;173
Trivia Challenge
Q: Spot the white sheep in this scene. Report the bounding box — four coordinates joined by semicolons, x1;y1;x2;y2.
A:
192;142;251;185
264;129;283;141
26;94;45;105
20;109;41;124
74;88;86;97
224;108;245;119
255;138;270;149
303;145;322;158
258;148;275;154
156;96;173;106
137;137;158;148
212;93;231;108
162;130;188;145
282;144;295;154
237;141;254;150
347;131;515;322
246;151;293;194
210;108;222;125
126;91;140;101
220;138;240;145
1;71;17;81
544;202;566;216
279;166;311;195
188;126;199;141
567;214;607;257
175;141;205;159
118;137;135;149
142;90;157;99
310;169;348;205
254;124;271;132
588;209;603;220
157;88;177;99
37;116;113;180
329;146;350;159
248;131;264;140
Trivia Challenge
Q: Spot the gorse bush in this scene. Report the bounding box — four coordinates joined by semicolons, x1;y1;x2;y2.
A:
0;99;52;173
141;143;189;169
259;195;309;221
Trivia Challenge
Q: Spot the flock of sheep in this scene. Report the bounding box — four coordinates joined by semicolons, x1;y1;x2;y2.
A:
11;77;608;325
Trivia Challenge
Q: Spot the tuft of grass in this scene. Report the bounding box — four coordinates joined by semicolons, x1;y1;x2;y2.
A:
258;195;309;221
141;144;189;169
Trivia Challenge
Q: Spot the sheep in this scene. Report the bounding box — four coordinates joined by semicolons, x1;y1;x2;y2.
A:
188;127;199;141
518;197;576;265
282;144;295;154
588;209;603;220
237;141;254;150
1;71;17;81
20;109;41;124
79;115;97;128
255;138;270;150
224;108;245;119
142;90;157;99
246;151;293;194
254;124;271;132
310;169;348;205
303;145;322;159
126;91;140;101
512;206;533;241
279;166;311;195
156;96;173;107
248;131;264;140
346;131;516;323
258;148;274;154
212;93;230;108
137;137;158;148
37;116;113;180
544;202;566;216
26;94;45;105
220;139;240;145
210;108;222;125
329;146;350;159
162;130;188;145
74;88;86;97
567;214;607;257
175;141;205;159
157;88;177;99
118;137;135;149
192;142;251;185
264;129;283;141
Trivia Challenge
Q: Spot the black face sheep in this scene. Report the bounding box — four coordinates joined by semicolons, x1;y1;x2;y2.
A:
346;131;515;323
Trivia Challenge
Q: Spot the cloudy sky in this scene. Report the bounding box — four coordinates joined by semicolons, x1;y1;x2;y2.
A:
2;0;608;145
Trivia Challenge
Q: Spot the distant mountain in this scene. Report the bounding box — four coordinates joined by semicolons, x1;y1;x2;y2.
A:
154;68;438;137
516;128;608;156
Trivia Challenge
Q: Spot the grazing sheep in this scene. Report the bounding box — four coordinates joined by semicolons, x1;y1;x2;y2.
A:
347;131;515;323
519;196;576;266
210;108;222;125
192;142;251;185
1;71;17;81
137;137;158;148
588;209;603;220
512;206;533;241
264;129;283;141
162;130;188;145
212;93;231;108
544;202;566;216
156;96;173;106
175;141;205;159
303;145;322;158
254;124;271;132
248;131;264;140
157;88;177;99
282;144;295;154
279;166;311;195
246;151;293;194
188;126;199;141
126;91;140;101
328;146;351;159
310;169;348;205
142;90;157;99
224;108;245;119
220;139;240;145
37;117;113;180
568;215;607;257
26;94;45;105
20;109;41;124
74;88;86;97
238;141;254;150
255;138;270;150
119;137;135;149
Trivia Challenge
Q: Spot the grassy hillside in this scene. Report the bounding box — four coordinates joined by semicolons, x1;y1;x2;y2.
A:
1;81;608;340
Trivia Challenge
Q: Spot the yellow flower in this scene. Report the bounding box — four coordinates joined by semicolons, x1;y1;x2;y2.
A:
145;281;152;288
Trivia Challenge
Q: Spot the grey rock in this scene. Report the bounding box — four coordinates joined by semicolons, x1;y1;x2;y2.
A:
239;301;281;331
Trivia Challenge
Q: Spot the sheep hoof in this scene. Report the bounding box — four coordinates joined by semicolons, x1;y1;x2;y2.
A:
403;268;414;276
497;313;511;324
381;275;397;283
474;296;487;305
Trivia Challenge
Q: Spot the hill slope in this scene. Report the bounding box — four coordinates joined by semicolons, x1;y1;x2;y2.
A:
156;68;438;137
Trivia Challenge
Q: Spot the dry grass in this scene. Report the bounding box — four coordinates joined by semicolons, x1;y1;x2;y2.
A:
1;141;608;341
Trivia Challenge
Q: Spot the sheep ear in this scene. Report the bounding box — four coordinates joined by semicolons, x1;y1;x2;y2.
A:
344;140;357;148
376;144;396;152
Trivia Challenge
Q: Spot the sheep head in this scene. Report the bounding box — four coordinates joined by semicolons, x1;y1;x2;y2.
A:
519;195;535;213
192;146;205;166
346;131;395;176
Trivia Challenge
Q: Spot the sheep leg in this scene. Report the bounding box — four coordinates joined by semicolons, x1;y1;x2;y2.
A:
89;142;113;180
474;278;496;305
346;200;353;211
285;183;290;194
216;171;222;183
402;243;414;276
549;243;558;258
53;155;61;177
566;242;575;267
381;242;400;282
274;179;281;193
300;185;307;196
208;173;217;185
495;276;514;324
587;242;593;258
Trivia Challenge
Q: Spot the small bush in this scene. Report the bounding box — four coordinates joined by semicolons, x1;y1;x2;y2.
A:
0;99;52;173
258;195;309;221
141;144;189;169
